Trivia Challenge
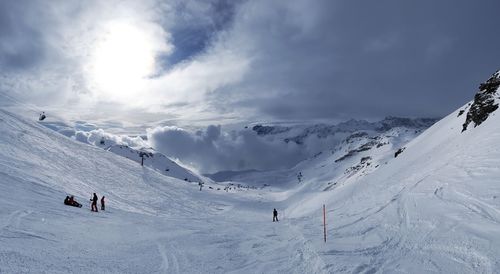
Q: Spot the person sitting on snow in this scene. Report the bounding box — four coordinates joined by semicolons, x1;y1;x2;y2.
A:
39;112;46;121
64;195;81;207
70;196;81;207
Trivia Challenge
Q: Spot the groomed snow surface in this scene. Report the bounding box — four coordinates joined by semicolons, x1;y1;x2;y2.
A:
1;105;500;273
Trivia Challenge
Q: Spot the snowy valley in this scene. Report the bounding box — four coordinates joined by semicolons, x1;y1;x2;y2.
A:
1;71;500;273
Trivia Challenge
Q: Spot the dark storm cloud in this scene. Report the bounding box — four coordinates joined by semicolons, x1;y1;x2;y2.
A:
0;1;49;71
206;0;500;121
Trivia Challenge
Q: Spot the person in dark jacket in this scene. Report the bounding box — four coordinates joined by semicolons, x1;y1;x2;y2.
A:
91;193;98;212
64;196;82;208
273;208;279;222
101;196;105;211
64;196;70;205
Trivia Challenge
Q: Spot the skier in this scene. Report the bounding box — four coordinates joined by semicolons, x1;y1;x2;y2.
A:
90;193;98;212
64;196;70;205
273;208;279;222
38;112;46;121
101;196;105;211
198;182;203;191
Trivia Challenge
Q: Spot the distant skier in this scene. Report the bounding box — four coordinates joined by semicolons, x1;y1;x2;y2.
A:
101;196;105;211
273;208;279;222
91;193;98;212
198;182;204;191
38;112;46;121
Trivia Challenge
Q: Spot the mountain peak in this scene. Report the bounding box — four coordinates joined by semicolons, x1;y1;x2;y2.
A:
462;70;500;132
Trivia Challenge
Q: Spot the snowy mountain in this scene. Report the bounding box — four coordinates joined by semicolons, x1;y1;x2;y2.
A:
1;70;500;273
283;70;500;273
213;118;434;189
251;117;437;145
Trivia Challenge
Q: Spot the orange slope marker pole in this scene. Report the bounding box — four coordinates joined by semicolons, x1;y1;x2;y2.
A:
323;204;327;243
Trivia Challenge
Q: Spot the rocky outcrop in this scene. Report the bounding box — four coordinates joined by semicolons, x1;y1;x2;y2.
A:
375;117;438;132
335;138;382;163
462;71;500;132
394;147;406;158
252;125;290;136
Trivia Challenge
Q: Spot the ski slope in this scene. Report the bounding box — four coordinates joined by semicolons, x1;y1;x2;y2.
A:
285;101;500;273
2;72;500;273
0;109;325;273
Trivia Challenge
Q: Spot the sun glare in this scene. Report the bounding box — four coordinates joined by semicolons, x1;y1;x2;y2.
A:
89;21;157;102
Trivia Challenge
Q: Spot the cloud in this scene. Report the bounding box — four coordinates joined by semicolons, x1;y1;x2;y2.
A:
0;0;239;118
74;129;147;148
200;0;500;122
1;0;500;127
147;124;340;173
43;119;147;148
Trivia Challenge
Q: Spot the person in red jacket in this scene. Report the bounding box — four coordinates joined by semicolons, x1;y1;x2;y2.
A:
91;193;98;212
101;196;105;211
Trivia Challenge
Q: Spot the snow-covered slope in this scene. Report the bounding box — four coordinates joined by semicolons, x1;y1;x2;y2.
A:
0;109;325;273
222;121;430;191
107;145;207;183
284;70;500;273
39;120;208;183
209;70;500;273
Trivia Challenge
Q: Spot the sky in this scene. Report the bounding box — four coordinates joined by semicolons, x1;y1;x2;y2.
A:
1;0;500;172
1;0;500;127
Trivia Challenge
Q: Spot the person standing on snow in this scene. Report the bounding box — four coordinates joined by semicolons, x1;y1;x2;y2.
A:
91;193;98;212
101;196;105;211
273;208;279;222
